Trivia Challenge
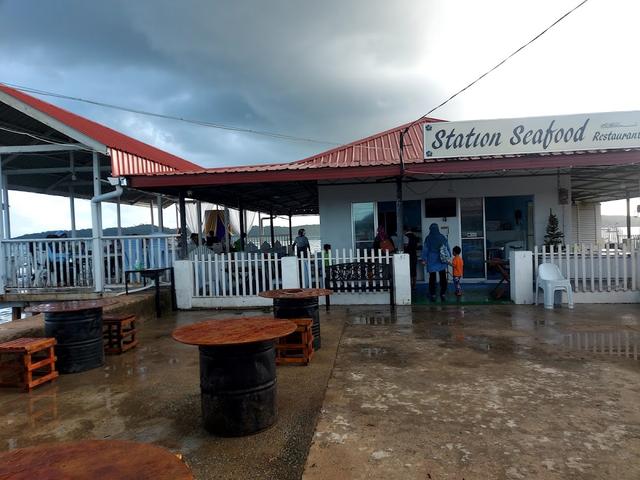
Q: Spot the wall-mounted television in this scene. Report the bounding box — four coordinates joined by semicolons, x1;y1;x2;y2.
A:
424;197;457;218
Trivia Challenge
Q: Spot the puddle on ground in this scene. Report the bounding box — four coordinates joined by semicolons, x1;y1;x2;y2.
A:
349;308;413;325
359;346;388;357
561;330;639;361
350;312;394;325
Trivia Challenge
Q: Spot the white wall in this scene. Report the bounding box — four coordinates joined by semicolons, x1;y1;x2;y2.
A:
318;175;571;251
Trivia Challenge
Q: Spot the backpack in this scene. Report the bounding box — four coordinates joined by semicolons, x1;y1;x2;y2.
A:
379;238;395;253
439;244;451;264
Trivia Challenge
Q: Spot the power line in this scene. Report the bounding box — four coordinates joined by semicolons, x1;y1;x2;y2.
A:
418;0;591;120
0;82;341;147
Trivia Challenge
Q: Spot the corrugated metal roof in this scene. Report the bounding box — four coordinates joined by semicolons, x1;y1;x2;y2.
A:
142;117;441;177
0;84;199;175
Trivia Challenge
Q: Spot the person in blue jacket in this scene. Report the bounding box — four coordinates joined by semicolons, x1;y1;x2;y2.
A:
421;223;451;302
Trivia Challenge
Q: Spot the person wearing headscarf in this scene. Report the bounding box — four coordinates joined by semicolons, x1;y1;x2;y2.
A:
372;226;396;253
421;223;451;302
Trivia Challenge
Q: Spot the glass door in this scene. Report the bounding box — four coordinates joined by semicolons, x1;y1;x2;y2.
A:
459;197;486;279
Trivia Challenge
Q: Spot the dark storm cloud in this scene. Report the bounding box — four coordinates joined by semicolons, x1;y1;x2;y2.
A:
0;0;443;167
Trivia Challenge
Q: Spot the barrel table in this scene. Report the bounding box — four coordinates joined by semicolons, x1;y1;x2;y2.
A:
259;288;332;350
0;439;193;479
172;316;296;437
27;299;117;374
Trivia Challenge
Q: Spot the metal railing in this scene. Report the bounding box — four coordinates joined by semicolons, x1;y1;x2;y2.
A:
533;244;639;293
192;252;282;297
1;234;177;290
297;248;392;289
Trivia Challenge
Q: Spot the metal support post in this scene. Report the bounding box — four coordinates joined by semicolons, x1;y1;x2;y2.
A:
626;192;632;241
2;174;10;239
69;152;76;237
149;200;155;233
178;192;188;260
395;176;403;247
91;151;104;292
196;201;203;243
0;156;5;293
116;198;122;236
157;194;164;232
270;210;275;247
288;214;293;245
239;204;246;251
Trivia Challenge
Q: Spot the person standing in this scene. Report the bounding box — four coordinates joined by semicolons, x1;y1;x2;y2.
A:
451;246;464;297
373;226;396;253
420;223;451;302
403;228;419;290
293;228;310;257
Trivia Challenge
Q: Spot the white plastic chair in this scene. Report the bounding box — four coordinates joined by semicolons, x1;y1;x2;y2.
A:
535;263;574;310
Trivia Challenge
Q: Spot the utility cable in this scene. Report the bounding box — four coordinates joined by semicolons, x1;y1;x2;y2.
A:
418;0;591;120
0;82;341;147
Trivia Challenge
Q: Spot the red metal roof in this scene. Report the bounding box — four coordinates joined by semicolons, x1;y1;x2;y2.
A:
0;84;199;175
129;114;640;190
142;117;440;177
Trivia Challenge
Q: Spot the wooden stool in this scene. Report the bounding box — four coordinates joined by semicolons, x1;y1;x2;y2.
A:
0;337;59;392
103;314;138;355
276;318;314;365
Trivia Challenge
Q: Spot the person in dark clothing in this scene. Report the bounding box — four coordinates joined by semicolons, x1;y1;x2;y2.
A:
420;223;451;302
403;228;419;289
372;226;396;253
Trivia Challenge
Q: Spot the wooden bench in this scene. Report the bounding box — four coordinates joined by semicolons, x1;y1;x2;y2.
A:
324;261;395;311
103;314;138;355
275;318;314;366
0;338;59;391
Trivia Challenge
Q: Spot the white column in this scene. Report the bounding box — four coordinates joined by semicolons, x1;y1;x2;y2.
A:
510;250;534;304
91;151;104;292
116;198;122;236
149;200;155;233
281;256;300;288
69;152;76;237
69;187;77;237
174;260;193;309
196;201;203;240
0;156;5;293
2;174;10;239
157;194;164;232
392;253;411;305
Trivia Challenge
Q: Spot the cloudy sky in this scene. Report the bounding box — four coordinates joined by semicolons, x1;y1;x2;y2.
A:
1;0;639;234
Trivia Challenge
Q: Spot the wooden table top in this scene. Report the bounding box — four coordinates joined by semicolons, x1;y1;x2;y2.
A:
258;288;333;299
0;440;193;480
172;316;297;346
26;298;118;313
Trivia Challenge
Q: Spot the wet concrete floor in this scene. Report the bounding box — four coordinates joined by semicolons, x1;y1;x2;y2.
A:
0;308;345;479
304;304;640;480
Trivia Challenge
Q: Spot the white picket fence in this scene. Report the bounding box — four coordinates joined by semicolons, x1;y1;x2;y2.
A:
296;249;392;289
192;252;283;297
533;244;639;293
191;249;393;299
1;234;176;290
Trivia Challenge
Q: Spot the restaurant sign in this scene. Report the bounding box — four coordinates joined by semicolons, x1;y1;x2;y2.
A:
424;111;640;159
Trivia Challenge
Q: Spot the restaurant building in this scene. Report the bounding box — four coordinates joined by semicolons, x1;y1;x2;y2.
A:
132;112;639;284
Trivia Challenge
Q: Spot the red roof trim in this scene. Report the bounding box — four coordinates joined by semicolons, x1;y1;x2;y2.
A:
129;149;640;189
0;84;199;173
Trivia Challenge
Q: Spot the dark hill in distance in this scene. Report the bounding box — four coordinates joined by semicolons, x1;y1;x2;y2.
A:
17;224;320;239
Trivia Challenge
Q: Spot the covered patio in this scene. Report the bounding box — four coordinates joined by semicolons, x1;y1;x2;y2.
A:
0;84;199;304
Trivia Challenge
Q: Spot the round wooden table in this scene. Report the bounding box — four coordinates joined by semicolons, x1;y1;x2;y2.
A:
0;439;193;479
259;288;332;350
27;299;118;374
173;316;296;437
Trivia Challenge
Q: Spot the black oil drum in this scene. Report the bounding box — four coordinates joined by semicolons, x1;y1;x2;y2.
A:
273;297;321;350
43;308;104;374
199;340;277;436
